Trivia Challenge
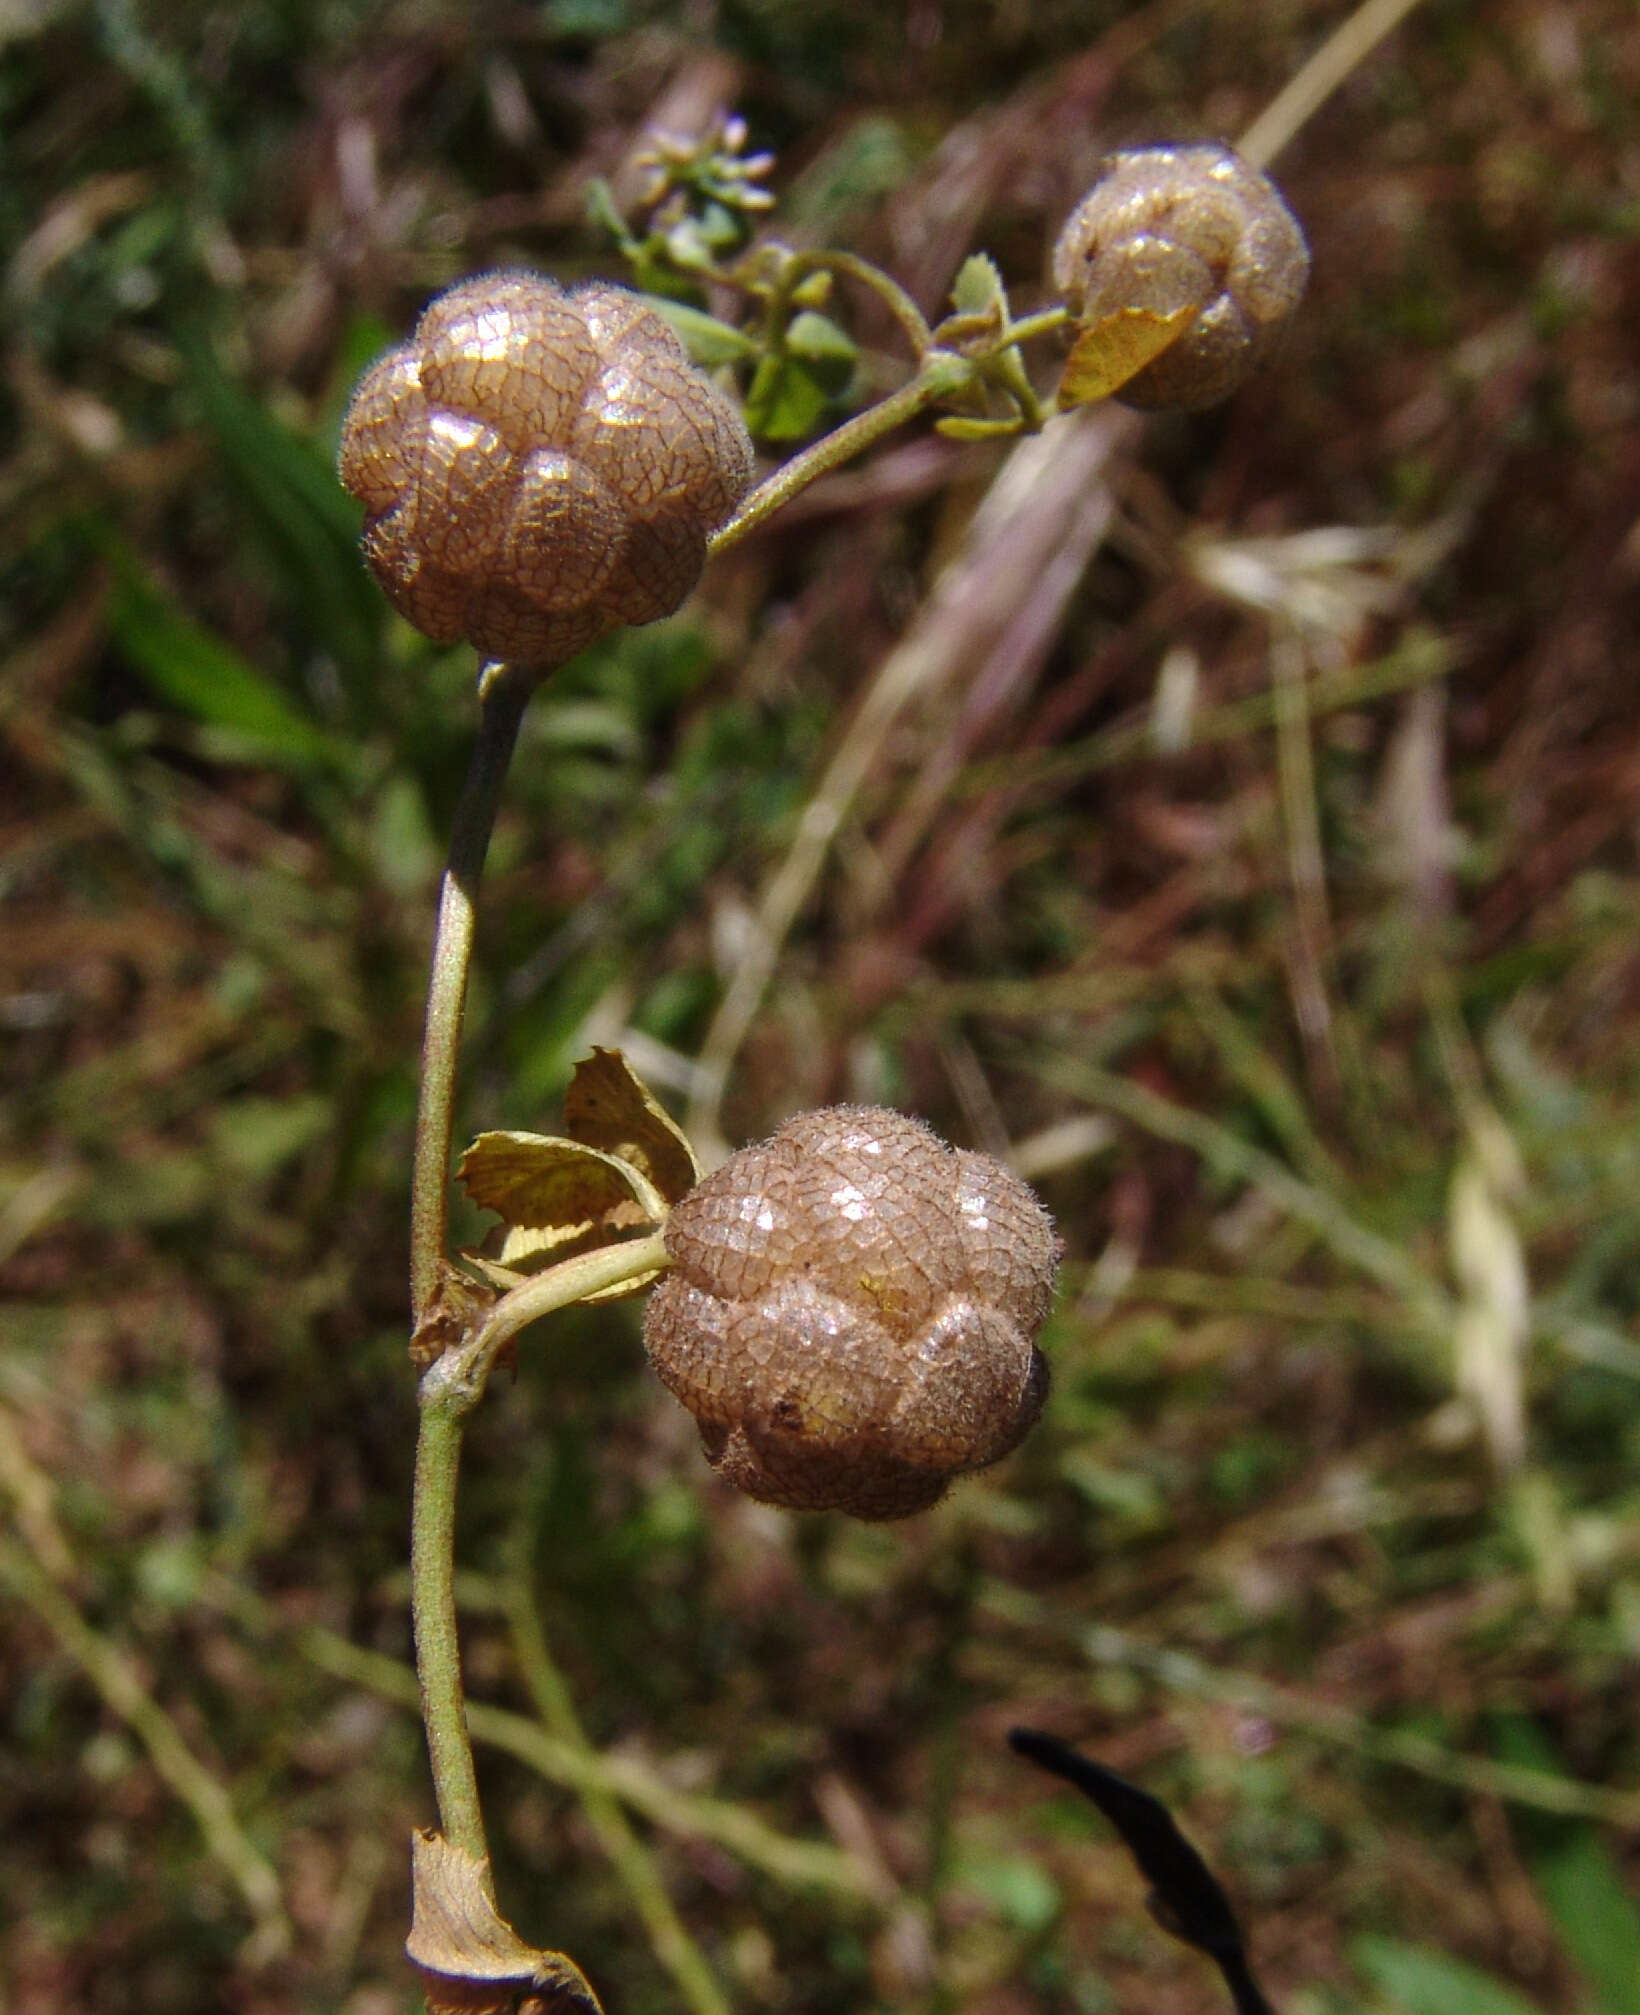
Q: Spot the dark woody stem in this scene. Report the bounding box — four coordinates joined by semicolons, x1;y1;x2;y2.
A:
408;660;536;1326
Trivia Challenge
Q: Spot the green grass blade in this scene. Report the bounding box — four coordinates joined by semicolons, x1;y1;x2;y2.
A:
184;345;383;712
1351;1935;1543;2015
1534;1831;1640;2015
1492;1717;1640;2015
104;547;349;771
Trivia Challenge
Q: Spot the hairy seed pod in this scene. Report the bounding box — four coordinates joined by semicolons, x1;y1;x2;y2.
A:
643;1106;1058;1519
338;273;754;668
1051;143;1309;411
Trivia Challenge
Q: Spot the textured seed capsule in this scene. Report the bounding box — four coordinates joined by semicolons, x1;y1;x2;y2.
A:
338;272;754;668
1051;143;1309;411
643;1106;1058;1519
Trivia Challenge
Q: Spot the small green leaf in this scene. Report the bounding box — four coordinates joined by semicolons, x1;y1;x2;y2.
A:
584;176;637;251
696;199;744;251
207;1095;330;1178
1058;304;1194;407
743;353;830;441
1535;1830;1640;2015
663;216;721;273
1351;1935;1542;2015
642;296;758;366
784;309;857;392
955;1851;1060;1933
951;252;1006;318
544;0;626;36
185;348;383;705
1492;1717;1640;2015
562;1048;700;1206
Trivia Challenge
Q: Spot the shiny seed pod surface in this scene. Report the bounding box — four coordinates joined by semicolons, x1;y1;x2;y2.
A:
1051;143;1309;411
643;1106;1058;1519
338;272;754;667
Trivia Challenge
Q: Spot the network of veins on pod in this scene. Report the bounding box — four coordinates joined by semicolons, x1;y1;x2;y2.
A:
338;127;1309;2004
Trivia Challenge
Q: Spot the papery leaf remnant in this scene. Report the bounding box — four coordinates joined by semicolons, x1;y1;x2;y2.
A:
411;1266;499;1371
560;1046;701;1207
408;1829;604;2015
457;1050;696;1301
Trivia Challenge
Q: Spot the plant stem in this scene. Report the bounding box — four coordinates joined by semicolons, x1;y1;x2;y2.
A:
463;1233;672;1390
995;305;1071;348
410;1232;673;1867
409;661;535;1325
788;248;934;356
708;349;971;555
411;1397;490;1866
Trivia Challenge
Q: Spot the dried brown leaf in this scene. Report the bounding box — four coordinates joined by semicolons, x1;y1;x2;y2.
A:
488;1218;667;1303
562;1048;701;1206
412;1266;498;1370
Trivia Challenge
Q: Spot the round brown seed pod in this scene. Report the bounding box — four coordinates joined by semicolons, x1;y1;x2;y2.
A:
1051;143;1309;411
338;272;754;669
643;1106;1058;1519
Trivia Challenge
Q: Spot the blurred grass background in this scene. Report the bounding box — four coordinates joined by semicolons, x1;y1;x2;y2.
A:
3;1;1640;2011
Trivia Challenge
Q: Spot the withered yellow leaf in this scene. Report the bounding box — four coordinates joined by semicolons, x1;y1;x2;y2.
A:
1058;303;1194;407
458;1131;668;1232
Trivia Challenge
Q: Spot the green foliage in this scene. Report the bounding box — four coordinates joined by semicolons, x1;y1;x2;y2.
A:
1492;1718;1640;2015
742;308;859;440
1352;1936;1542;2015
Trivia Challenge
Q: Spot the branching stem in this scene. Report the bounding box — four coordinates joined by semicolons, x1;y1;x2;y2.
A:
400;272;1063;1952
786;248;935;356
410;1232;672;1867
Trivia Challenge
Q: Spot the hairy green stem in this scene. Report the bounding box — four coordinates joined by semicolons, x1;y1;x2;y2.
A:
411;1398;490;1865
787;248;935;356
709;350;971;555
409;661;535;1325
995;305;1071;349
458;1233;672;1401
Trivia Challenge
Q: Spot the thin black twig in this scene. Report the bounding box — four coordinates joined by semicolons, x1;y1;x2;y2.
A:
1007;1727;1273;2015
